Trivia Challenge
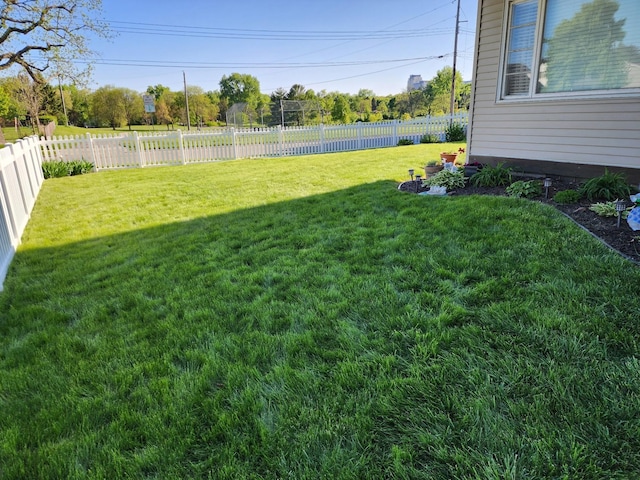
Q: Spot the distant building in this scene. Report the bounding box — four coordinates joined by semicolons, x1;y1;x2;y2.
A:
407;74;427;91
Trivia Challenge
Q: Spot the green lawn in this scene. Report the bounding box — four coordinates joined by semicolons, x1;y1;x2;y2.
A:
1;124;184;145
1;144;640;479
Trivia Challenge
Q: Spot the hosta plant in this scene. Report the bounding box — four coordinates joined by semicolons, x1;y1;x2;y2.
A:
423;169;466;190
506;180;542;198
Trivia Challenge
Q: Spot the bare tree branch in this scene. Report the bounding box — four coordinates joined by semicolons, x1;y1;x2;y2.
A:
0;0;109;83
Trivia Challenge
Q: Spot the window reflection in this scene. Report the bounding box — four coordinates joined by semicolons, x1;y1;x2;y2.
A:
538;0;640;93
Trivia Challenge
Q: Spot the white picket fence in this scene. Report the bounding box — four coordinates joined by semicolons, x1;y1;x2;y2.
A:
39;114;468;169
0;136;44;290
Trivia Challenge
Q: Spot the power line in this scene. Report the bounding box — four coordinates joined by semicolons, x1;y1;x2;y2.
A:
109;19;445;36
110;26;456;41
70;55;447;69
277;55;450;89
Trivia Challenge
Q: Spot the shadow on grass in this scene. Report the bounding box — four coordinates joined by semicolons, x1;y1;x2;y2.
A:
2;181;640;478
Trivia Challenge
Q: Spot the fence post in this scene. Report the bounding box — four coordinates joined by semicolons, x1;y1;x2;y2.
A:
6;143;29;218
320;124;326;154
133;132;144;167
231;128;238;159
177;130;186;164
393;120;399;146
278;126;284;157
0;150;20;242
85;133;98;171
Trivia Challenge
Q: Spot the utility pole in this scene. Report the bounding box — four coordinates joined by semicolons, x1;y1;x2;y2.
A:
183;71;191;131
58;75;69;126
449;0;461;122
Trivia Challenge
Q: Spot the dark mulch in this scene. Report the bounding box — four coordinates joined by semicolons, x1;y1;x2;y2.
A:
398;176;640;264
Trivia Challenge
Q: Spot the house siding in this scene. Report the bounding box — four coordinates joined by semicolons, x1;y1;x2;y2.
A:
468;0;640;176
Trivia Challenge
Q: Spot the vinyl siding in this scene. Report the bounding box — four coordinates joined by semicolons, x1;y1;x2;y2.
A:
468;0;640;170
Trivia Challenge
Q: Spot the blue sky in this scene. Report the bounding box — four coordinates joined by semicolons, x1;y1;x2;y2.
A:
86;0;478;96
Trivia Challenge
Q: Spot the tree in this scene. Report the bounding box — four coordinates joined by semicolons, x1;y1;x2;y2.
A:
331;94;352;123
542;0;628;93
14;73;45;132
66;84;91;126
146;84;169;101
0;84;10;119
425;66;466;114
121;88;144;130
187;86;218;128
219;73;261;109
91;85;125;129
269;87;287;126
0;0;109;83
154;99;172;129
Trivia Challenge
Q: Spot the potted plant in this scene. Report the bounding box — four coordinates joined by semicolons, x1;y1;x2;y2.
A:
440;147;466;164
424;159;444;176
463;161;484;177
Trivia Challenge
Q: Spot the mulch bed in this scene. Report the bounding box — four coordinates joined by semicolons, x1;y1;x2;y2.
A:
398;176;640;264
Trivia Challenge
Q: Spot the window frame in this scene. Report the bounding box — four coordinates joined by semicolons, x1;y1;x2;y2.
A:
497;0;640;102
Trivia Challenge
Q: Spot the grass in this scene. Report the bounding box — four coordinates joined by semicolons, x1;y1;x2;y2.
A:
1;124;182;146
1;144;640;478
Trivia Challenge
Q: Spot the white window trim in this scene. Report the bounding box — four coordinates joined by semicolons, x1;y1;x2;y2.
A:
497;0;640;103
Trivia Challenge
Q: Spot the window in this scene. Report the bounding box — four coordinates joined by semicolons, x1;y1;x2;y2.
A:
501;0;640;99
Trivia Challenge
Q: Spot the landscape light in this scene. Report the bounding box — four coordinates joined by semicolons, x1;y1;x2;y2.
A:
543;178;552;199
409;169;415;181
616;199;626;228
414;174;422;193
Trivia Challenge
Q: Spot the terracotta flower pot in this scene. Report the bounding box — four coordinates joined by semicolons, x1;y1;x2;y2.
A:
440;153;459;163
424;164;444;176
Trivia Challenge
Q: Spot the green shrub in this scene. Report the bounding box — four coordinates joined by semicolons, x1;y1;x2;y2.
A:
589;200;630;218
444;122;466;142
423;169;466;190
470;163;513;187
506;180;542;198
419;134;440;144
579;169;631;201
42;161;70;179
42;160;94;178
553;189;582;204
68;160;94;176
397;138;414;146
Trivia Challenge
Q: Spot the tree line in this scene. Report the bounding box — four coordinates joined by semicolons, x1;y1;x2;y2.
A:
0;67;470;132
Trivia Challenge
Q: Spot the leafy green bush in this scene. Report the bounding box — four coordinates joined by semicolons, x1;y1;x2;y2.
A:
470;163;513;187
423;169;466;190
506;180;542;198
397;138;414;146
68;160;94;176
553;189;582;204
579;169;631;201
445;122;466;142
419;134;440;144
589;200;630;218
42;160;94;179
42;161;70;179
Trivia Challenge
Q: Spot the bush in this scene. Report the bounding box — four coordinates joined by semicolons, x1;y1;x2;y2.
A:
589;201;631;218
419;134;440;144
423;169;466;190
579;169;631;201
42;160;94;179
68;160;94;176
506;180;542;198
397;138;414;146
470;163;513;187
42;161;71;179
445;122;466;142
553;189;582;204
